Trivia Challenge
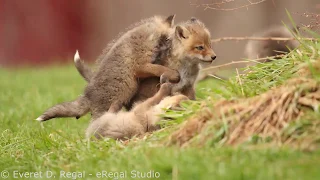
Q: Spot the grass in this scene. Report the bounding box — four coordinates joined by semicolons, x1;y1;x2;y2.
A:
1;39;320;179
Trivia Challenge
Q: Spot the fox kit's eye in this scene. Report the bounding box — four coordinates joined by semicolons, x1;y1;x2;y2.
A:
196;46;204;50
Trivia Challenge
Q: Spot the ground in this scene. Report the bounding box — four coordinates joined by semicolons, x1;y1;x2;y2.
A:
1;54;320;180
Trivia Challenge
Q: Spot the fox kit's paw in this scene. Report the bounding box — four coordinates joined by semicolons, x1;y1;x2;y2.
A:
171;70;180;83
171;96;189;111
167;94;189;111
160;71;180;84
163;70;180;83
159;83;173;96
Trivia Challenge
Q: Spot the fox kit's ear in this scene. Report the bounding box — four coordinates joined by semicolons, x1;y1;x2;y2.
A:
175;26;190;40
165;14;176;27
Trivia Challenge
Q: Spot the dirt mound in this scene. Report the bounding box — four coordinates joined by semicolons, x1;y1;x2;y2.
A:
169;76;320;148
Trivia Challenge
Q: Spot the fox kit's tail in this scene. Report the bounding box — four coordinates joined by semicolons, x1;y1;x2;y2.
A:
74;50;93;82
36;95;90;122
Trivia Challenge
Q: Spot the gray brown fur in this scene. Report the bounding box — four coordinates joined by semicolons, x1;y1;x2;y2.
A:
74;18;216;110
37;15;179;122
86;82;189;140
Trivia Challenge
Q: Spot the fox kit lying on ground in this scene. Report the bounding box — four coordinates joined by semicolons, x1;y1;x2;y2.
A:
245;25;299;62
75;18;216;109
37;15;179;121
86;78;189;140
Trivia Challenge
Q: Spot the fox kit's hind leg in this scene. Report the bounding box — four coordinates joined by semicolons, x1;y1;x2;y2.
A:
108;101;123;113
36;96;89;122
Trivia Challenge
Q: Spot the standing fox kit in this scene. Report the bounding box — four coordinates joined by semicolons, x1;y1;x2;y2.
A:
37;15;179;121
76;18;216;109
128;18;216;106
168;18;216;98
86;80;189;140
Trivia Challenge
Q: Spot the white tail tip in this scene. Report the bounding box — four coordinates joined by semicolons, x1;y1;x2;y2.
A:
74;50;80;63
36;116;44;122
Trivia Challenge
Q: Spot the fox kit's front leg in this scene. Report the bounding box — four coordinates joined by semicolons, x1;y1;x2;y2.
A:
136;63;180;83
181;86;195;100
171;79;196;100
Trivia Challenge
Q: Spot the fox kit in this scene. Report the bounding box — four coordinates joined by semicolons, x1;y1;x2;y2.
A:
130;18;216;106
194;26;298;82
245;25;299;62
75;18;216;109
86;80;189;140
37;15;179;121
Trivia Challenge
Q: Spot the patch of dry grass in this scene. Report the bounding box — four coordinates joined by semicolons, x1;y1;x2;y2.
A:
169;77;320;148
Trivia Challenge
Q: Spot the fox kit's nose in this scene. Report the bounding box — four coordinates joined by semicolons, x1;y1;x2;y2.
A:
211;56;217;60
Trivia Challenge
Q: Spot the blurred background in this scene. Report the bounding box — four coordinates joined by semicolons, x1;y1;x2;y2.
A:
0;0;319;67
